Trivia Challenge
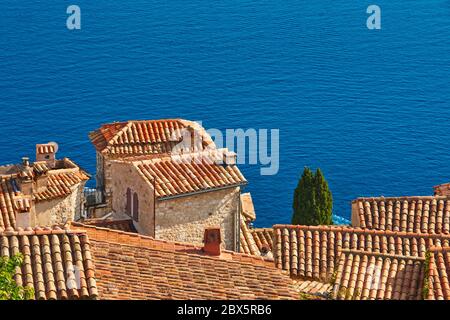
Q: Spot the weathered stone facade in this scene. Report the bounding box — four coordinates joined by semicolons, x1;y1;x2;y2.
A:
110;161;154;236
0;144;89;229
109;160;241;250
155;187;240;249
34;183;85;226
90;120;247;252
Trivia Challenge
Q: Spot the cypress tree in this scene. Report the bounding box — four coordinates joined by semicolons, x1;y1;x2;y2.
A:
313;168;333;225
292;167;333;226
292;167;315;225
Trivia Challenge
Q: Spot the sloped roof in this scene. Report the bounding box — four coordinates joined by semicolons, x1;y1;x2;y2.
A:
240;216;260;256
34;171;90;202
0;226;98;300
353;196;450;234
332;250;425;300
81;218;137;233
0;159;89;228
427;246;450;300
240;217;273;257
273;225;450;280
293;279;332;299
0;178;20;228
434;183;450;195
241;193;256;221
132;150;247;199
72;223;300;300
89;119;213;156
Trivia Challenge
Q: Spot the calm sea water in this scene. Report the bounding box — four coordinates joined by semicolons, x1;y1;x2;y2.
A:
1;1;450;227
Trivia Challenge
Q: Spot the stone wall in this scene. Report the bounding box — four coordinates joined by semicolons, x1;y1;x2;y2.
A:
155;187;240;250
34;183;85;226
110;161;155;236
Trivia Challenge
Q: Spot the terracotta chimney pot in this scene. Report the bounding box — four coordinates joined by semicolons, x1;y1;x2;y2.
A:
203;227;222;256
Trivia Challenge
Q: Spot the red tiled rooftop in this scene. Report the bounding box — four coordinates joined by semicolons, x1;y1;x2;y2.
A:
332;249;425;300
131;150;247;199
81;218;137;233
240;216;273;257
352;196;450;234
89;119;213;156
0;159;89;228
0;226;98;300
427;246;450;300
273;224;450;281
34;171;90;202
72;223;299;300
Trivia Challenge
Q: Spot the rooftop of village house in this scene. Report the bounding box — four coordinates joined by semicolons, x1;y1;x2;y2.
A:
0;143;89;229
89;119;215;156
110;149;247;199
0;223;301;300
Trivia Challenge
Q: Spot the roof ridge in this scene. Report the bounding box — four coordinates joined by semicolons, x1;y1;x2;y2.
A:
272;224;450;239
340;248;426;261
72;222;274;266
352;195;449;203
0;225;87;236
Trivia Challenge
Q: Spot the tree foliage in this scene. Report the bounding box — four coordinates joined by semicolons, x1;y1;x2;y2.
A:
292;167;333;226
0;254;34;300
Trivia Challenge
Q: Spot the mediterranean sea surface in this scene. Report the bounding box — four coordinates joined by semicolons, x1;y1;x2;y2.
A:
1;1;450;227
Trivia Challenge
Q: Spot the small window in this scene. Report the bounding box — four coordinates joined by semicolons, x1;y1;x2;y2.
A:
44;154;50;160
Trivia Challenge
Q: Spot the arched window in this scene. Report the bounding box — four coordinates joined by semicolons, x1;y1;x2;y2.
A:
126;188;132;216
132;192;139;221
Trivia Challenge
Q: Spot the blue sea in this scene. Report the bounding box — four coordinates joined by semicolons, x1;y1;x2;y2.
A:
1;1;450;227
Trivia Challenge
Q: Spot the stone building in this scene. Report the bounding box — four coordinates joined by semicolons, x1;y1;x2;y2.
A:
108;149;246;250
89;119;247;250
0;143;89;229
89;119;214;211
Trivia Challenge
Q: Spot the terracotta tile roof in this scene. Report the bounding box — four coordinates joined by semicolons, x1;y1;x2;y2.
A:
252;228;274;253
427;246;450;300
133;150;247;199
0;226;98;300
36;145;56;154
32;162;50;174
0;159;89;228
72;223;300;300
353;196;450;234
89;119;213;156
33;171;90;202
293;279;332;299
273;225;450;280
240;216;260;256
0;178;19;228
434;183;450;196
81;218;137;233
240;217;273;257
89;121;129;152
332;250;425;300
241;193;256;221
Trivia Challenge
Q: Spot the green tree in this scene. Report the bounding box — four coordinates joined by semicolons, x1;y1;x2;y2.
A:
292;167;315;225
0;254;34;300
292;167;333;226
313;168;333;225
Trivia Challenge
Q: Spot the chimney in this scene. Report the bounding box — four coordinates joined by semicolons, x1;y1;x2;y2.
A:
203;227;222;256
223;150;237;165
36;143;58;168
22;157;30;167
